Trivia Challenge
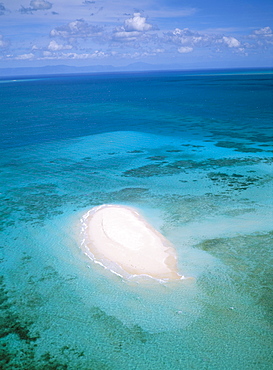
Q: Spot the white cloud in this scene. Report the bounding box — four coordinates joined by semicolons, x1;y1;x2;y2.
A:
222;36;240;48
50;19;103;39
40;50;109;60
112;31;142;42
38;48;161;61
178;46;193;53
43;50;52;57
66;52;91;59
154;48;164;53
112;13;154;42
124;13;153;32
164;28;212;48
48;40;73;51
253;26;272;36
30;0;52;10
118;50;158;59
15;53;35;59
164;28;246;53
247;27;273;48
19;0;52;13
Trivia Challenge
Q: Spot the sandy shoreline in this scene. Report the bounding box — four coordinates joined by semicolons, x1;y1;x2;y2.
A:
80;204;182;281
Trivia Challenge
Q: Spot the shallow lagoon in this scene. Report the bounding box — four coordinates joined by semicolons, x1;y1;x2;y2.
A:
0;71;272;369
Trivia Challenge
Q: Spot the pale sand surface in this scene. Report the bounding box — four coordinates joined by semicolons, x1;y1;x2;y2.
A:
81;204;182;280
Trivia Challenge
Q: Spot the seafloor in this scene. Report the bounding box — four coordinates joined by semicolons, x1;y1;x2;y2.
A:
0;71;272;369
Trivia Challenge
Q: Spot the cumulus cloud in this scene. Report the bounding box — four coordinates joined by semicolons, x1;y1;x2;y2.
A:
48;40;72;51
41;50;109;60
164;27;244;53
124;13;153;32
43;50;52;57
222;36;240;48
246;26;273;49
178;46;193;53
250;26;273;45
164;28;210;47
30;0;52;10
50;19;103;39
112;13;154;42
112;30;142;42
15;53;35;59
19;0;52;14
253;26;272;36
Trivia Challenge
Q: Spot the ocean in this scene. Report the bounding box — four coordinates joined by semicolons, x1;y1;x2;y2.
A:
0;69;272;369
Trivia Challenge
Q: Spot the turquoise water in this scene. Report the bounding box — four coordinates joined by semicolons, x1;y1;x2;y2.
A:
0;70;273;369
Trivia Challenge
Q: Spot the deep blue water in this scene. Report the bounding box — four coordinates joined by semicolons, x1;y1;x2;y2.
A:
1;70;272;149
0;69;273;369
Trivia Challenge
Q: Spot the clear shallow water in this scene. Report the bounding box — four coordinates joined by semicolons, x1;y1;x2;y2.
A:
0;70;273;369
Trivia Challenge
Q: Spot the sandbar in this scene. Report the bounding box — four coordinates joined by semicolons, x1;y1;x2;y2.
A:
80;204;182;281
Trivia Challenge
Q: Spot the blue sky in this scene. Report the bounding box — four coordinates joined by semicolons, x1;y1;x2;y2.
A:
0;0;272;69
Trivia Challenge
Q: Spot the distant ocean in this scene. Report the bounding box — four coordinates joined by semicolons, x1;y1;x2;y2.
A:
0;69;272;369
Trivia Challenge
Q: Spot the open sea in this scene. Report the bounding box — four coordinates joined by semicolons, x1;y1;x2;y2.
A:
0;69;273;369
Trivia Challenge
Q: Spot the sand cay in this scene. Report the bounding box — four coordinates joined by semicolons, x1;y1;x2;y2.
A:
80;204;183;281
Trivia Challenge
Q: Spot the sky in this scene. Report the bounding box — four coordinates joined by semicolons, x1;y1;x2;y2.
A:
0;0;273;70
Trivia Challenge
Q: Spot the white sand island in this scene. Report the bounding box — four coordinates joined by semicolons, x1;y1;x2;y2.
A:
80;204;183;281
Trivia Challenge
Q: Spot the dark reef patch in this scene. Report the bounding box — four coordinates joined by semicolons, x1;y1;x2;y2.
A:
146;155;167;161
90;306;150;346
215;141;264;153
0;184;68;227
122;156;267;178
196;232;273;321
127;150;144;154
80;187;150;208
207;172;263;191
166;149;182;153
0;275;39;369
0;264;95;369
99;187;150;203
